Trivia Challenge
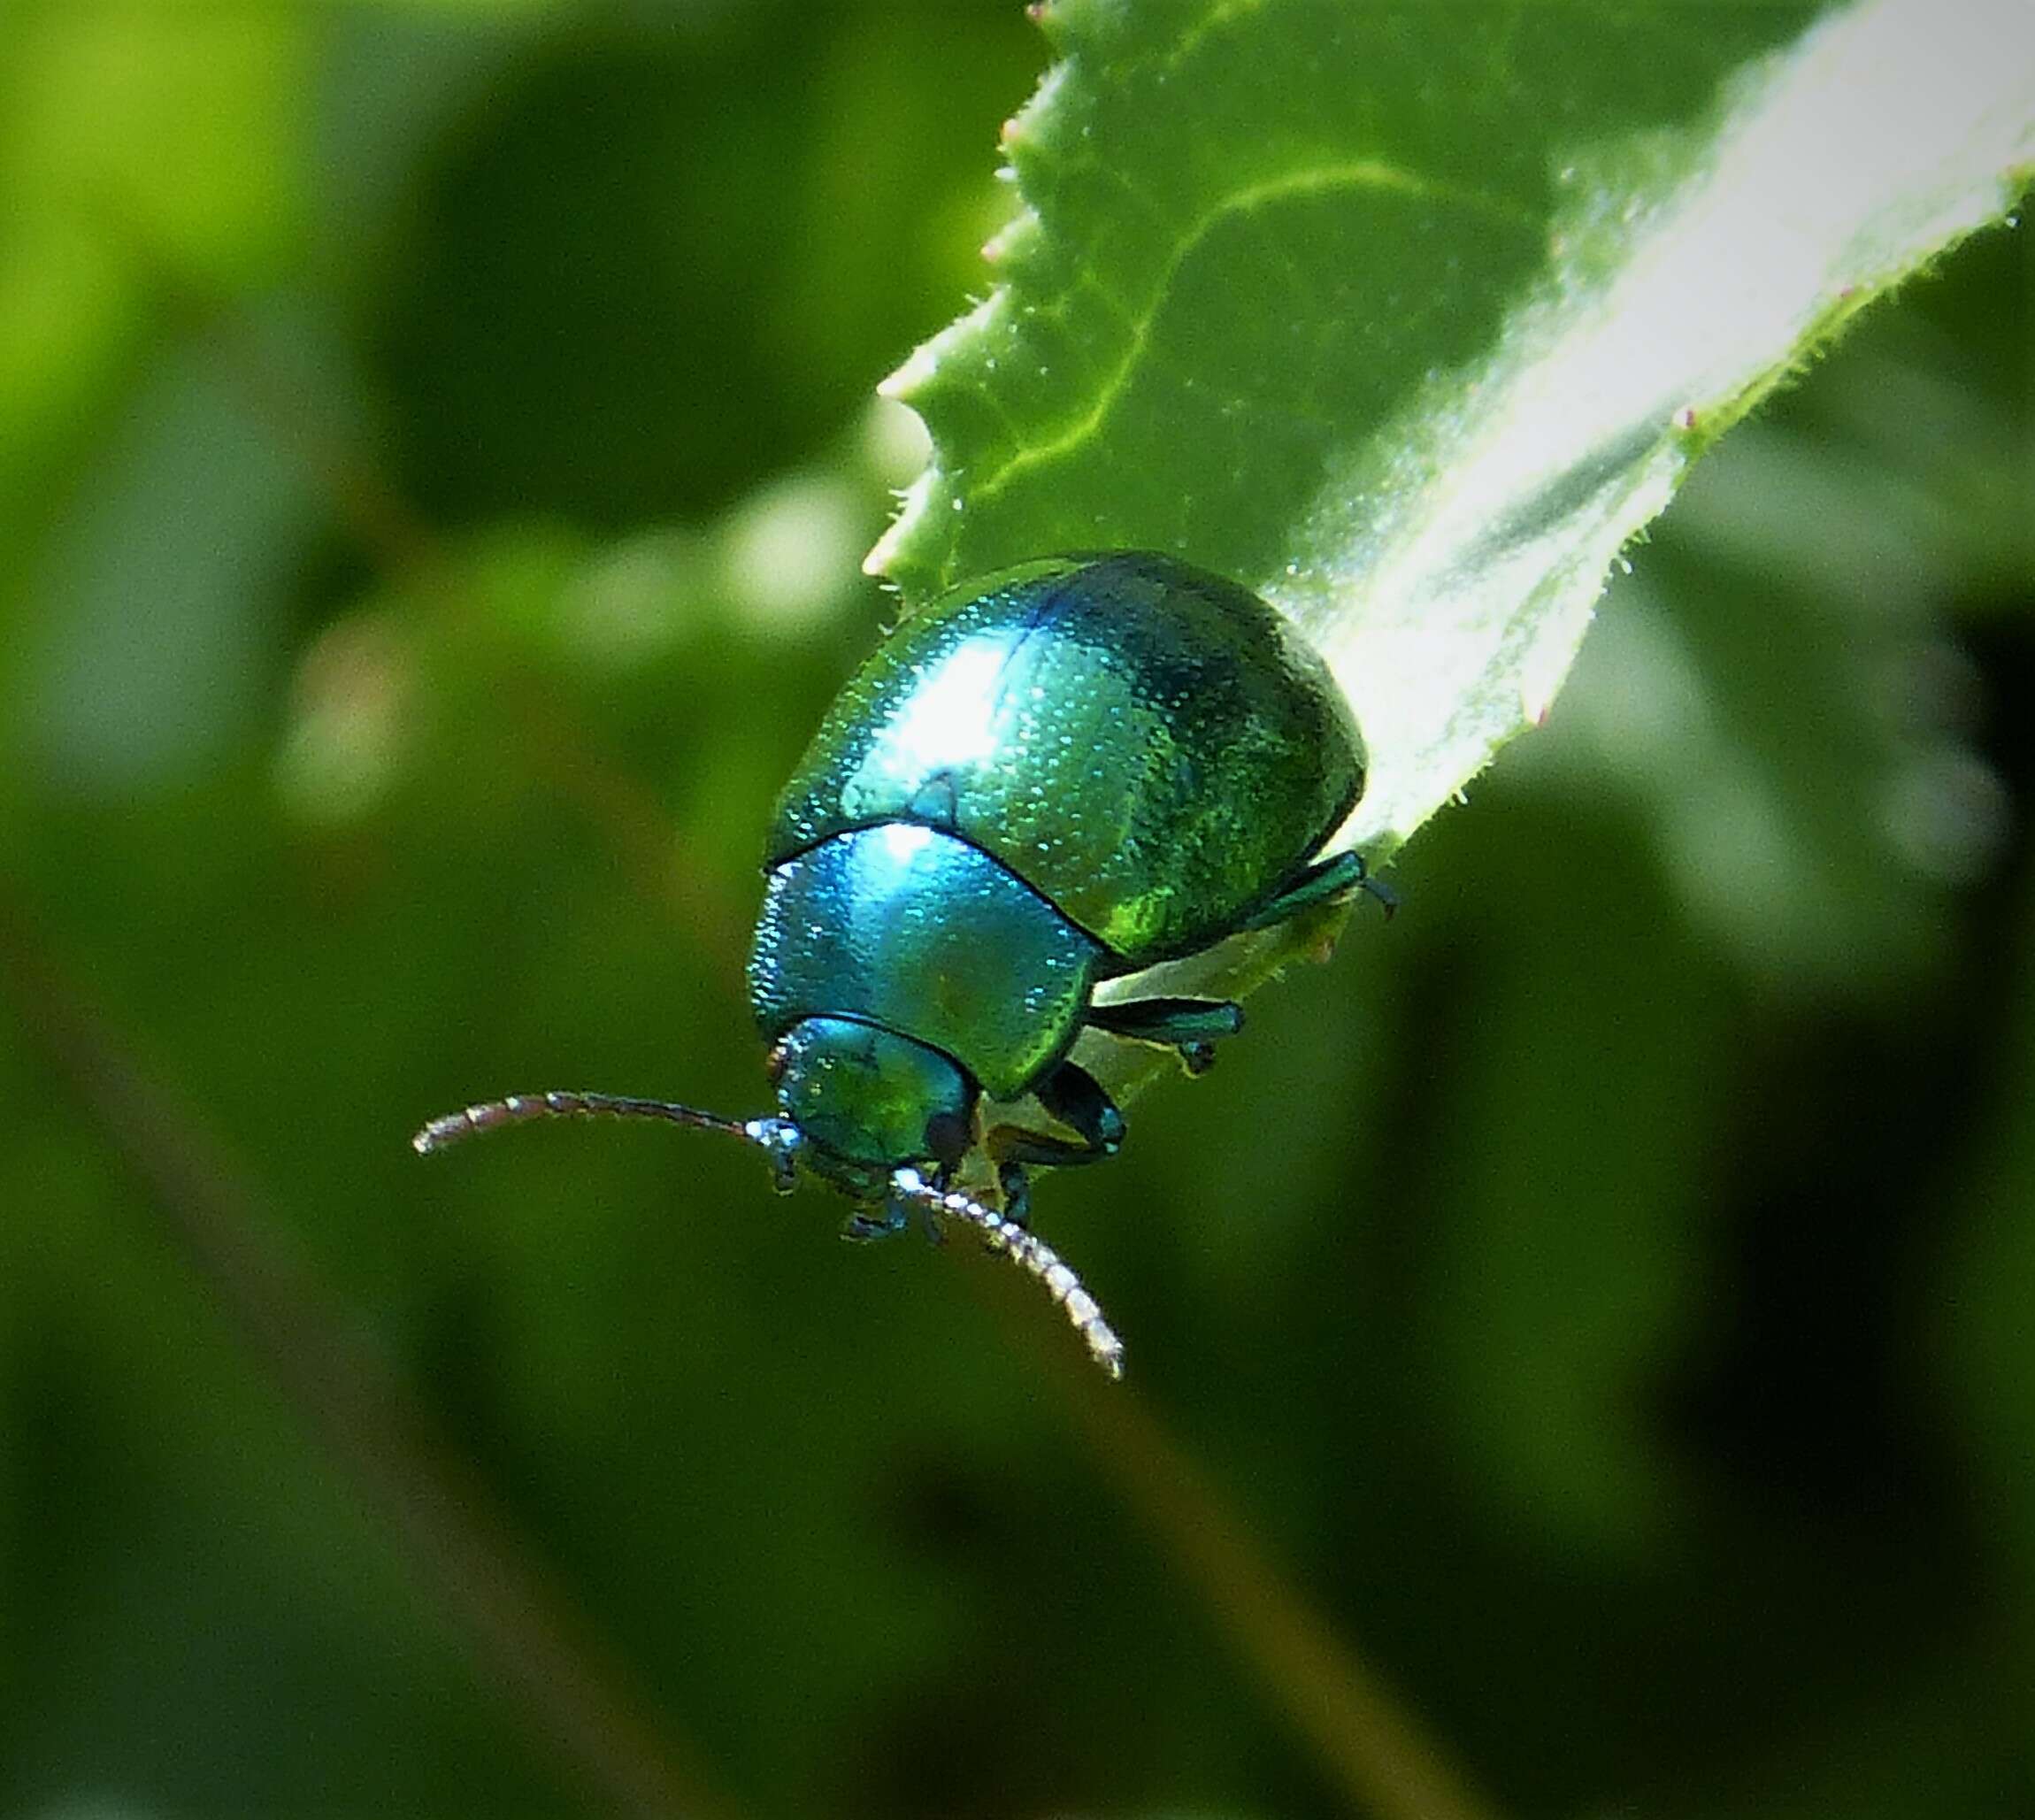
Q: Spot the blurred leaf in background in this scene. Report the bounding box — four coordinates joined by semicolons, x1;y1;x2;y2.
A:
0;4;2031;1820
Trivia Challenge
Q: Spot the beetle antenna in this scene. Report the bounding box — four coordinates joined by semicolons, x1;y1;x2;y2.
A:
889;1170;1125;1380
412;1090;755;1156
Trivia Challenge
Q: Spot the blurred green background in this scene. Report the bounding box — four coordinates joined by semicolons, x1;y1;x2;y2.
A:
2;4;2031;1817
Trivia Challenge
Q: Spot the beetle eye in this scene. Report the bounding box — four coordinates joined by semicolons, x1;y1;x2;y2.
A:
764;1042;788;1084
923;1110;970;1171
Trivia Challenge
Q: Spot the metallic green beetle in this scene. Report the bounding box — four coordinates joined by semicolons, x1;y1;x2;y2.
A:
416;552;1386;1377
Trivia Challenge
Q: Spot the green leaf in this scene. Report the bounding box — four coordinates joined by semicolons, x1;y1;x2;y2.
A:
870;0;2035;878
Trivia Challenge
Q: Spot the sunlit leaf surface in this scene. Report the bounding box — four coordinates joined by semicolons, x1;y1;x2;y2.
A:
874;0;2035;860
0;4;2031;1816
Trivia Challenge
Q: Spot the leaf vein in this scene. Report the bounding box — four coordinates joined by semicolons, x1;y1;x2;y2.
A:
964;158;1536;509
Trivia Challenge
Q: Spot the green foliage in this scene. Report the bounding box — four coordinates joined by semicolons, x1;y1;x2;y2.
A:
0;4;2031;1820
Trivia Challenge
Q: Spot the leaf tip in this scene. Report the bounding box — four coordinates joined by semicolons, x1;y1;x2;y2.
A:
877;342;939;404
864;465;945;586
980;208;1042;270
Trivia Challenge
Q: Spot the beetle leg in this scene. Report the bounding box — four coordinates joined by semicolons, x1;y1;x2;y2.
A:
1037;1060;1125;1156
985;1066;1131;1221
987;1061;1125;1223
989;1137;1102;1225
996;1161;1033;1228
1087;996;1244;1074
990;1126;1114;1171
1239;849;1395;931
841;1202;908;1243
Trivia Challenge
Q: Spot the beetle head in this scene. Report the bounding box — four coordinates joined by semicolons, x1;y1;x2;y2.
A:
766;1016;974;1188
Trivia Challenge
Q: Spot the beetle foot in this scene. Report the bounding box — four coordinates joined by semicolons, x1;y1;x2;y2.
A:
996;1161;1033;1228
746;1117;802;1194
841;1205;906;1243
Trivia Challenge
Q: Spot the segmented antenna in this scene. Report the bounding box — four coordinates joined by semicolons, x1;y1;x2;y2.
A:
889;1169;1125;1379
412;1090;752;1154
411;1096;1125;1378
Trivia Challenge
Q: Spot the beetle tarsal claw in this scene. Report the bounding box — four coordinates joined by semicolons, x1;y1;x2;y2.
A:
890;1170;1125;1380
745;1117;802;1193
